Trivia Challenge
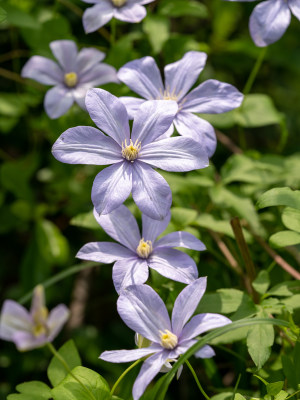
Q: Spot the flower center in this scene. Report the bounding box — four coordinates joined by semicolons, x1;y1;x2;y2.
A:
64;72;78;87
122;139;141;162
32;306;49;337
111;0;127;6
136;238;153;258
163;89;178;101
160;330;178;349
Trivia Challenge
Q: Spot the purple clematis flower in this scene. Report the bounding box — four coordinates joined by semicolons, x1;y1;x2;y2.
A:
82;0;155;33
100;278;231;400
21;40;118;119
77;205;206;292
0;285;69;351
52;88;208;220
224;0;300;47
117;51;244;157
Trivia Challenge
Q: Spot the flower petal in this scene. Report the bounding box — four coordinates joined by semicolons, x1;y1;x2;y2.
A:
194;345;215;359
0;300;32;341
52;126;122;165
83;2;114;33
50;40;78;72
117;284;171;343
140;136;208;171
155;231;206;251
92;161;133;215
149;249;198;284
13;331;47;351
79;63;118;86
47;305;70;341
118;56;164;100
171;277;207;336
44;86;74;119
95;205;141;252
76;242;134;263
131;100;178;145
85;88;130;146
164;51;207;101
249;0;291;47
21;56;63;85
168;339;196;359
76;47;106;75
100;346;158;363
114;3;146;23
289;0;300;20
113;257;149;294
119;96;145;119
142;211;171;243
132;162;172;220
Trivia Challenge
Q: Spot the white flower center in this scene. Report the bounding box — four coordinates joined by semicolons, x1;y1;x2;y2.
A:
136;238;153;258
111;0;127;7
122;139;141;161
64;72;78;87
160;329;178;349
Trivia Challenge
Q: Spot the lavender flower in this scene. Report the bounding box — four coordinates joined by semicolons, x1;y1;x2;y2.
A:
100;278;231;400
224;0;300;47
21;40;118;119
52;88;208;220
82;0;155;33
77;205;206;292
0;285;69;351
117;51;244;157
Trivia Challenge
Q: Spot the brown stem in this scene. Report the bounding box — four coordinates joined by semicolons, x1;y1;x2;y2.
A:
215;130;243;154
0;67;43;90
0;49;29;64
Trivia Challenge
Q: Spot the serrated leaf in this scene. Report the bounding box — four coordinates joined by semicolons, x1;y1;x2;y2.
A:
257;188;300;210
282;207;300;233
253;270;270;295
269;230;300;248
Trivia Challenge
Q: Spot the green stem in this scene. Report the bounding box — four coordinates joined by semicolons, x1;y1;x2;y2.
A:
47;343;97;400
110;359;142;396
243;47;267;96
110;18;117;45
185;360;210;400
286;390;300;399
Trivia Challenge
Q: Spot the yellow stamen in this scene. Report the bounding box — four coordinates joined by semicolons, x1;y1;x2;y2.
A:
122;139;141;162
160;329;178;349
64;72;78;87
136;238;152;259
111;0;127;6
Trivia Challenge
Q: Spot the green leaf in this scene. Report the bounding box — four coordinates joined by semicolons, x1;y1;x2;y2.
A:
7;381;52;400
274;391;288;400
0;6;7;23
266;382;284;396
171;207;198;228
234;394;247;400
282;294;300;310
47;340;82;387
269;230;300;248
253;271;270;295
282;207;300;233
257;187;300;210
158;0;208;18
143;15;170;54
267;281;300;297
51;366;110;400
70;211;99;230
2;3;40;29
282;355;299;390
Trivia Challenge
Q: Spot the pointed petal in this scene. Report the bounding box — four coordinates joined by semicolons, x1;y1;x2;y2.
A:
95;205;140;252
44;86;74;119
180;313;232;342
249;0;291;47
113;257;149;294
140;136;208;171
47;305;70;341
117;284;171;342
119;96;145;119
289;0;300;20
171;277;207;336
85;88;130;146
114;3;146;23
131;100;178;145
164;51;207;100
76;48;106;75
155;231;206;251
76;242;134;263
79;63;118;86
92;161;133;215
83;2;114;33
174;112;217;158
149;249;198;284
30;285;46;316
21;56;63;85
195;345;215;359
142;211;171;243
100;347;158;363
132;162;172;220
118;56;164;100
52;126;122;165
50;40;78;72
0;300;32;341
168;339;196;358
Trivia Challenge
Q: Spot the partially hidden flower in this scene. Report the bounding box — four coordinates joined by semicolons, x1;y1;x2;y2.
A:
52;88;208;220
0;285;69;351
100;278;231;400
21;40;118;119
82;0;155;33
117;51;244;157
77;205;206;292
223;0;300;47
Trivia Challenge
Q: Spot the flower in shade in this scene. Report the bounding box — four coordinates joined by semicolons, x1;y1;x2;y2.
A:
82;0;155;33
77;205;206;292
21;40;118;119
0;285;69;351
100;278;231;400
52;88;208;220
223;0;300;47
117;51;244;157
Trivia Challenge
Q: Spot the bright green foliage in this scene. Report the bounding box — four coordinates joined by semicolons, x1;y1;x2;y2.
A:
7;381;52;400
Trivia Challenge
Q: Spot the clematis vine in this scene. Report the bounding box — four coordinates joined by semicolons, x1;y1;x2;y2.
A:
223;0;300;47
21;40;118;119
52;88;208;220
81;0;155;33
117;51;244;157
100;278;231;400
0;285;69;351
77;205;206;292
